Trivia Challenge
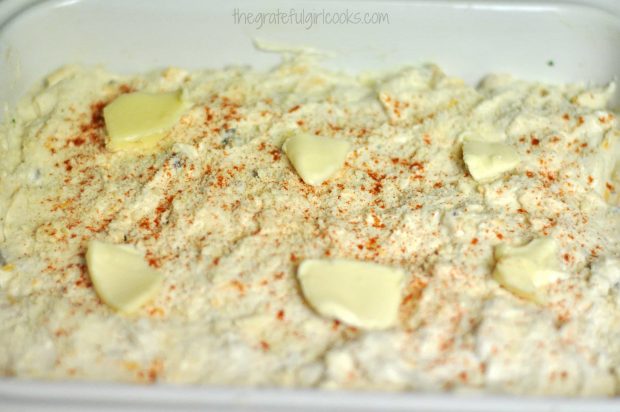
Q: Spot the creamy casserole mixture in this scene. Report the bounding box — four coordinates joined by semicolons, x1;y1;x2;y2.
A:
0;54;619;395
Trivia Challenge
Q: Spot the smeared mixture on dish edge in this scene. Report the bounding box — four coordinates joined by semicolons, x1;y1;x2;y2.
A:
0;54;619;395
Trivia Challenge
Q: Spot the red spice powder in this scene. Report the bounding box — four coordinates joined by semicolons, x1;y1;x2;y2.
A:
269;149;281;161
276;310;285;321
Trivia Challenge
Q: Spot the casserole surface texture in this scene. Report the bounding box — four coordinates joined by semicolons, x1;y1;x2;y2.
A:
1;54;619;396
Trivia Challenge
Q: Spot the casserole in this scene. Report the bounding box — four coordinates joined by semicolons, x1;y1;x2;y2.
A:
1;0;620;410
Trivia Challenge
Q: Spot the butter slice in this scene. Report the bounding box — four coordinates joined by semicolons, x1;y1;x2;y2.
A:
462;140;520;182
297;259;404;329
86;240;163;313
282;134;350;185
103;91;185;151
492;238;565;302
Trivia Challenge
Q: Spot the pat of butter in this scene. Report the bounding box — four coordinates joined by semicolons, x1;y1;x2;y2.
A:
282;134;350;186
103;91;185;151
86;240;163;313
297;259;404;329
462;140;520;182
492;238;565;302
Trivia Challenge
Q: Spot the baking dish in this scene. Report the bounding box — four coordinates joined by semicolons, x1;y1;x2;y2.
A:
1;0;620;410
